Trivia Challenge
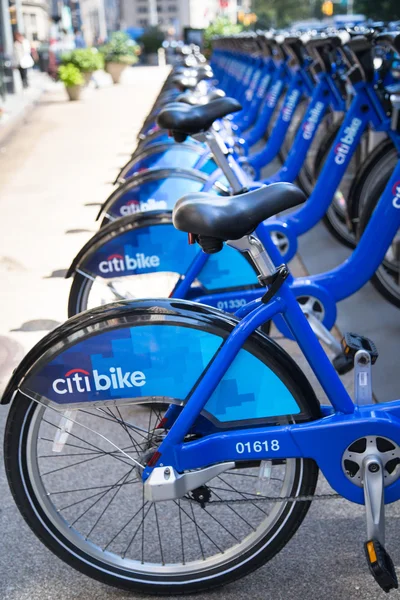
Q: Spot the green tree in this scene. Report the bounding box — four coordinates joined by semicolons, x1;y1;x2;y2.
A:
139;27;165;55
204;17;243;53
354;0;399;20
253;0;316;28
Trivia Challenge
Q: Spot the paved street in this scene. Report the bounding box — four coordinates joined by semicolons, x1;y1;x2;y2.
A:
1;66;400;600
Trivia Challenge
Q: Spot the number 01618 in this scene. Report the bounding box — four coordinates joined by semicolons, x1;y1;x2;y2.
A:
236;440;280;454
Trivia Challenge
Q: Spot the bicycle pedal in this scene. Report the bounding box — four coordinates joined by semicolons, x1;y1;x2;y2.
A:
342;332;379;365
364;539;398;593
333;333;379;374
333;351;354;375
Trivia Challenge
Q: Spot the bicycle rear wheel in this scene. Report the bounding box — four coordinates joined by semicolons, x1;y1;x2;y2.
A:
5;323;319;594
314;119;363;248
357;148;400;307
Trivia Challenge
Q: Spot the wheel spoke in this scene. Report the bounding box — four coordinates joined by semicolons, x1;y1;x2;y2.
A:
178;499;186;565
104;500;150;552
190;501;205;561
217;475;268;514
26;402;302;575
209;489;256;530
173;500;224;554
85;468;135;539
153;503;165;565
121;501;153;558
48;479;139;496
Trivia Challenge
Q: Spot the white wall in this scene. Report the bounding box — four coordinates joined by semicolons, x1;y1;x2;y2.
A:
185;0;238;28
22;1;49;42
80;0;107;45
120;0;239;37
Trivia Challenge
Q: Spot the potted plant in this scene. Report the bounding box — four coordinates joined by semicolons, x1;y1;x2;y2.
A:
58;63;84;101
139;27;165;65
100;32;139;83
61;48;104;85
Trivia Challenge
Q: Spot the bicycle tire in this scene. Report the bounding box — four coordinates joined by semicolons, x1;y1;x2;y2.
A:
357;149;400;308
4;305;319;594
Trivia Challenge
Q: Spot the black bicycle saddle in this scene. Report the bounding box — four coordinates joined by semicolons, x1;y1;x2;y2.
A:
173;183;306;242
157;97;242;136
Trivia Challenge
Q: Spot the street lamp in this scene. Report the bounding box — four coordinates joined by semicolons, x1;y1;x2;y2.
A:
149;0;158;26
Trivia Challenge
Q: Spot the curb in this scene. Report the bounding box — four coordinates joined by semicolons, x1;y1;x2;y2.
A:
0;77;48;147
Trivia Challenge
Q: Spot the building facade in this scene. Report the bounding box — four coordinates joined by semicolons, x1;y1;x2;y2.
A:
22;0;50;43
120;0;239;36
79;0;107;44
0;0;35;97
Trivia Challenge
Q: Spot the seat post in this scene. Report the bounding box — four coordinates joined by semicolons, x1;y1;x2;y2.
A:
193;130;245;194
227;234;277;278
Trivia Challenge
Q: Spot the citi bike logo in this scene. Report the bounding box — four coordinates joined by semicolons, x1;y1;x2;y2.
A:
392;181;400;209
257;74;271;99
243;67;253;86
334;118;363;165
52;367;146;395
99;252;160;274
245;72;261;101
120;198;168;216
302;101;325;140
282;90;300;122
266;82;282;108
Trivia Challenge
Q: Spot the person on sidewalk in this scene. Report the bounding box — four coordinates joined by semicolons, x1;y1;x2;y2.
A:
13;32;34;89
74;29;86;49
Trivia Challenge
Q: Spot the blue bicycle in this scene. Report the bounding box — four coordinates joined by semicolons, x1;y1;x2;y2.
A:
3;168;400;594
65;30;400;361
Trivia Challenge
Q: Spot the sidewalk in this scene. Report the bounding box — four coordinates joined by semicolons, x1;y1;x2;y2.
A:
0;66;169;390
0;70;54;146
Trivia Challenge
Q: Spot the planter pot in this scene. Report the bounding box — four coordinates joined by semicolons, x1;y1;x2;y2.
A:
105;62;127;84
66;85;83;101
83;71;93;86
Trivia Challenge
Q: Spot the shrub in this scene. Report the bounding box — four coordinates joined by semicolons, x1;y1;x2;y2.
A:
204;17;243;53
139;27;165;54
99;32;139;64
58;63;84;87
61;48;104;72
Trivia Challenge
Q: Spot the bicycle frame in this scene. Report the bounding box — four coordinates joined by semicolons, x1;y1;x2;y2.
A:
170;81;398;309
173;159;400;334
261;81;391;261
75;43;400;340
265;72;344;183
248;69;314;174
145;255;400;508
242;62;288;147
235;57;277;132
86;74;400;347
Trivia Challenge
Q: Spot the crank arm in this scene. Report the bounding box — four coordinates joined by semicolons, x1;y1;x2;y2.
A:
363;455;385;546
304;312;342;355
363;455;398;592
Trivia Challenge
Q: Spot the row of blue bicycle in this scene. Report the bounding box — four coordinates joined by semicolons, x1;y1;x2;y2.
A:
2;24;400;595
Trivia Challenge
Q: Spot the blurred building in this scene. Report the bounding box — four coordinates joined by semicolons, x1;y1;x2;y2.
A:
238;0;251;11
104;0;119;32
1;0;49;96
120;0;239;36
0;0;15;96
79;0;107;44
22;0;50;42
